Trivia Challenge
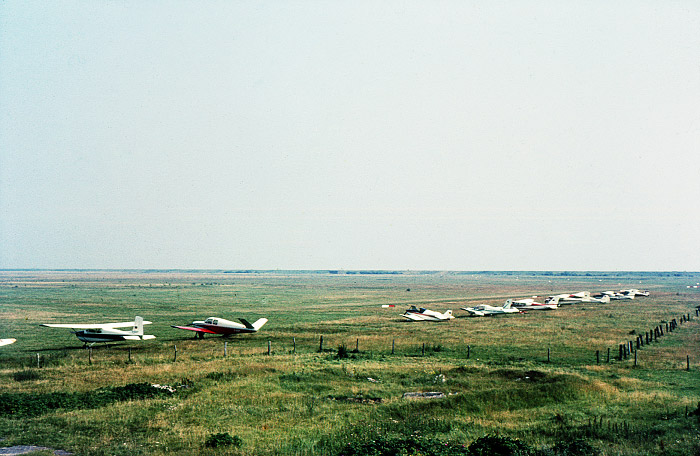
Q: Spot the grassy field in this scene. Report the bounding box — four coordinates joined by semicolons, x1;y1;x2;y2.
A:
0;270;699;455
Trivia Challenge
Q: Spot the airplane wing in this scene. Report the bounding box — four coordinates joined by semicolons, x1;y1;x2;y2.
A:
41;320;150;329
0;338;16;347
461;308;484;316
171;325;218;334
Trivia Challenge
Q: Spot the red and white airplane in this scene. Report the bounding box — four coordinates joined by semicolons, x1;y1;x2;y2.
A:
40;316;155;346
172;317;268;338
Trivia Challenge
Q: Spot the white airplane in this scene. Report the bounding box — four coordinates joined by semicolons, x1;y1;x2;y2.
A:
620;289;649;297
546;292;610;305
461;300;521;317
40;316;156;345
0;338;16;347
401;306;454;321
508;296;559;311
594;291;634;300
172;317;268;338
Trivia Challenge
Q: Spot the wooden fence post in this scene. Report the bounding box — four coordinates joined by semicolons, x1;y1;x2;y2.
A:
319;335;324;352
547;347;550;363
173;345;177;362
88;349;92;366
293;337;296;354
422;343;425;356
128;347;132;363
607;347;610;363
391;339;395;355
687;355;691;371
268;341;271;356
224;342;227;357
596;350;600;364
467;345;471;359
356;338;359;352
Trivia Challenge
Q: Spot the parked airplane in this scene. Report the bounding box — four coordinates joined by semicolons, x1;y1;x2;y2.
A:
546;292;610;305
401;306;454;321
594;291;634;300
172;317;268;338
40;316;155;346
461;301;521;317
620;289;650;297
0;338;16;347
508;296;559;311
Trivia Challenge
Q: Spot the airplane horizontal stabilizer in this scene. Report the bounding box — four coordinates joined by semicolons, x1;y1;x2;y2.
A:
171;325;218;334
122;335;142;340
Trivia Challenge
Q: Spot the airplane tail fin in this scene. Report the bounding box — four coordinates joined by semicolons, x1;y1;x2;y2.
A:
239;318;268;331
503;300;512;309
601;295;610;303
132;316;144;336
548;296;560;306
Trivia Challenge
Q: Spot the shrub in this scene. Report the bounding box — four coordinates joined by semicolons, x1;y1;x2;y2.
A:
338;435;469;456
337;344;349;359
467;435;533;456
13;369;41;382
552;438;600;456
0;382;175;418
205;432;242;448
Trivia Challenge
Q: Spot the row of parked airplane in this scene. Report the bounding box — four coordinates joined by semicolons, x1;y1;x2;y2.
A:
401;289;650;321
3;289;650;345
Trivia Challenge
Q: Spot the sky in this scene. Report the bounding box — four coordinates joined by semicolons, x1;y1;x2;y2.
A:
1;1;699;271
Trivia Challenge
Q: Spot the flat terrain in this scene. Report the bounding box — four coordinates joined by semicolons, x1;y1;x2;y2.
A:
0;270;699;455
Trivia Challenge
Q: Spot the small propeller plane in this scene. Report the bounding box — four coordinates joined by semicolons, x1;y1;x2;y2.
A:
546;292;610;305
40;316;156;346
0;338;16;347
172;317;268;338
461;300;521;317
508;296;559;311
401;306;454;321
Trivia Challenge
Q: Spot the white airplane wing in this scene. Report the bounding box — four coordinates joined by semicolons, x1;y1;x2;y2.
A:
0;338;16;347
41;320;151;329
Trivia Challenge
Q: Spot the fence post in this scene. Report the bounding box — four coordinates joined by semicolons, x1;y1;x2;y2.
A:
356;338;359;352
128;347;132;363
173;345;177;362
319;335;324;352
88;349;92;366
467;345;471;359
422;343;425;356
268;340;271;356
688;355;691;371
607;347;610;363
224;342;227;357
391;339;395;355
547;347;550;363
37;353;41;368
596;350;600;364
293;337;296;354
634;349;637;366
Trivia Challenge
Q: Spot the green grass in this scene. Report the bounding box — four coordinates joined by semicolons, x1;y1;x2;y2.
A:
0;270;699;455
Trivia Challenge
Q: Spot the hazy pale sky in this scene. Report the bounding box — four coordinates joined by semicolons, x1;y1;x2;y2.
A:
1;1;699;270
